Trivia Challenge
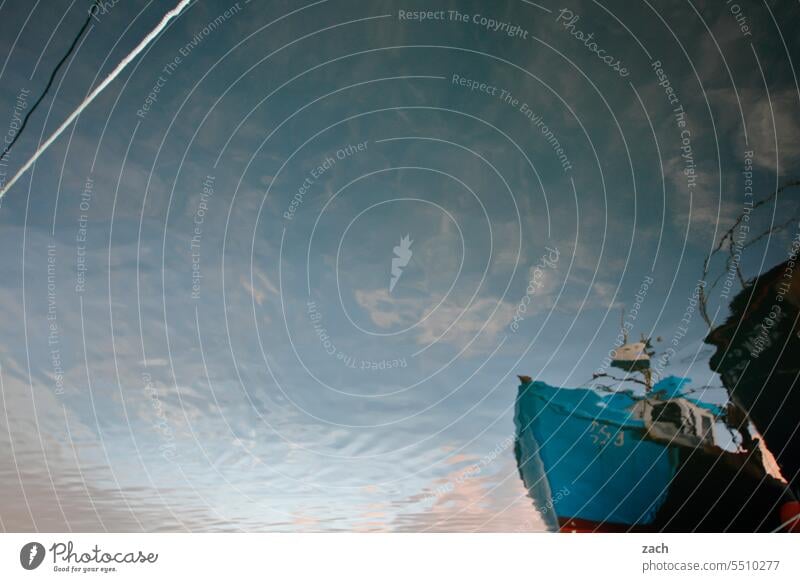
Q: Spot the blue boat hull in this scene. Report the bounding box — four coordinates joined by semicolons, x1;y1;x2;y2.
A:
514;378;798;531
514;380;679;528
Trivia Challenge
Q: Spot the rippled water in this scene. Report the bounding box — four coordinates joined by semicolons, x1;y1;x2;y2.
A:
1;0;798;531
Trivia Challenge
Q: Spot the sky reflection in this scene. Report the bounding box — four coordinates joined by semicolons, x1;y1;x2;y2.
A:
0;0;798;531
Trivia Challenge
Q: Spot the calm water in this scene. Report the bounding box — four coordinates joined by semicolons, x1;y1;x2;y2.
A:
0;0;797;531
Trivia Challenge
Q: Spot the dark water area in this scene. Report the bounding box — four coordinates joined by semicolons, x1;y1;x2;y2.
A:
0;0;798;532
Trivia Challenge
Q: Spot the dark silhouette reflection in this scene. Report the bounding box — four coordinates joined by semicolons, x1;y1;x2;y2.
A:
706;259;800;500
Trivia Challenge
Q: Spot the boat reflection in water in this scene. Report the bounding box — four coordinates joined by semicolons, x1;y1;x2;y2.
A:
514;323;800;532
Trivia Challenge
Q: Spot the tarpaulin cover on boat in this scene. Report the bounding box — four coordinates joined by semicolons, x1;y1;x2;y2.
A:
515;378;684;526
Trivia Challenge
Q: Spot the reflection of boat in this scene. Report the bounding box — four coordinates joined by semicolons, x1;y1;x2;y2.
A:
706;260;800;498
515;332;800;532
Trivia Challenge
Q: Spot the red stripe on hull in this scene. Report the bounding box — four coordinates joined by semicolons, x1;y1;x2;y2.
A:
558;517;652;533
